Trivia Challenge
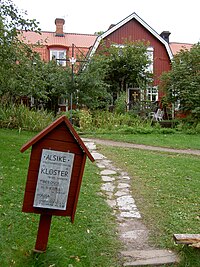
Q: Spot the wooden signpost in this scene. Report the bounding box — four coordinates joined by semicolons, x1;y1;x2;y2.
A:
21;115;94;252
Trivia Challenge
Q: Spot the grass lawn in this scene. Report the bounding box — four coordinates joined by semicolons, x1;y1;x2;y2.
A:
98;145;200;267
85;132;200;150
0;129;121;267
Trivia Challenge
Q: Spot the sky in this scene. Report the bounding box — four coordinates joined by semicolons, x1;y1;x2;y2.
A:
13;0;200;44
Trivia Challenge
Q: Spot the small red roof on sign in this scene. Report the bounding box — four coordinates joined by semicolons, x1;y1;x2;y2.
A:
20;115;94;162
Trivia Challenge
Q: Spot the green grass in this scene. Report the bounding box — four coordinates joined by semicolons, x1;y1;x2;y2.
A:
0;129;121;267
98;145;200;267
85;132;200;150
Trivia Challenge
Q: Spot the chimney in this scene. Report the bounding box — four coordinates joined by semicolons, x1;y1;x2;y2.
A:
160;31;171;43
108;24;116;30
55;18;65;37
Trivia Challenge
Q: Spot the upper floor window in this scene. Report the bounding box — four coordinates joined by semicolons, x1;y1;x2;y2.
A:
146;47;154;73
50;49;66;66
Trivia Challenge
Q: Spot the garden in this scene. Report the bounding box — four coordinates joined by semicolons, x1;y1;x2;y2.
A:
0;107;200;266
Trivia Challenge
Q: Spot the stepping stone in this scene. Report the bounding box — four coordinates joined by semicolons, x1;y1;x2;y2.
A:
100;169;117;175
117;195;136;209
121;249;179;266
101;183;115;192
118;183;130;189
121;230;148;240
91;152;106;160
84;142;96;150
120;211;141;219
96;163;106;168
122;176;131;180
101;159;112;164
115;190;129;197
102;176;115;182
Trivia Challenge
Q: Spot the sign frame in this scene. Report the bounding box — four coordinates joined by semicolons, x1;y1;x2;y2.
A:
21;115;94;252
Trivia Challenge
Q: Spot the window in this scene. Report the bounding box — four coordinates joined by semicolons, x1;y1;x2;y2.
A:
50;50;66;66
147;87;158;101
146;47;154;73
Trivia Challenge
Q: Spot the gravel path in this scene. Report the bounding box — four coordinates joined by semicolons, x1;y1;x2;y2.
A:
83;138;200;156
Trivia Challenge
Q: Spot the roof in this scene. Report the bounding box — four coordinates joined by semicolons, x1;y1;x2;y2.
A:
89;12;173;60
169;42;193;55
20;31;97;48
20;115;95;162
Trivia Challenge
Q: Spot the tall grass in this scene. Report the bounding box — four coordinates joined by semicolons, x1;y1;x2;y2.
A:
1;105;200;135
0;105;54;132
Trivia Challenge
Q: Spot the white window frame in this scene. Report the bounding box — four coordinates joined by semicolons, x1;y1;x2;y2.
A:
146;86;158;102
146;47;154;73
50;49;66;66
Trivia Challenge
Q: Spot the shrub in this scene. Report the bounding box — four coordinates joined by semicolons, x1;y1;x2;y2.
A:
79;109;93;131
0;104;54;131
114;92;127;114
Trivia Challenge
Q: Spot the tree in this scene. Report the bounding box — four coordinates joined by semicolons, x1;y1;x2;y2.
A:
0;0;41;100
75;53;111;110
76;40;152;109
0;0;72;113
160;43;200;121
101;40;152;95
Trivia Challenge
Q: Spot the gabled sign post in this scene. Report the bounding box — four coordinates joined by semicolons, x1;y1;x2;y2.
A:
20;115;94;252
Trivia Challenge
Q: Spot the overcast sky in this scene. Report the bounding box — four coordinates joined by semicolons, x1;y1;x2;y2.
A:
13;0;199;44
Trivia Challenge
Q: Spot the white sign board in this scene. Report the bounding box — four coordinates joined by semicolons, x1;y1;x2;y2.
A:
33;149;74;210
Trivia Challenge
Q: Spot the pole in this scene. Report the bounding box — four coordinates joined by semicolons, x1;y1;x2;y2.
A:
34;214;52;253
70;44;75;124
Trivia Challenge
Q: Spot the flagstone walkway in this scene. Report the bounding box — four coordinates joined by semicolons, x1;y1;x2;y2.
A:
83;139;180;266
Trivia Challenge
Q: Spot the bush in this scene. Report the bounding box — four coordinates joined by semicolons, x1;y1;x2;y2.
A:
79;109;93;131
114;92;127;114
0;104;54;131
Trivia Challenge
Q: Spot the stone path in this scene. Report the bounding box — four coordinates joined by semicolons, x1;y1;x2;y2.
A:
84;139;180;266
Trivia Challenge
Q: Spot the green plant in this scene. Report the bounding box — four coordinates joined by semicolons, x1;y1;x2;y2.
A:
114;92;127;114
79;109;93;130
0;104;54;131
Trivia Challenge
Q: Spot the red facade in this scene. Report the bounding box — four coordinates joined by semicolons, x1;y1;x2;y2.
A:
103;19;171;86
89;13;174;103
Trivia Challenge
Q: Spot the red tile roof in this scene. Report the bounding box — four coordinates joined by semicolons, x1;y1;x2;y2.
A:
169;42;193;55
20;31;97;48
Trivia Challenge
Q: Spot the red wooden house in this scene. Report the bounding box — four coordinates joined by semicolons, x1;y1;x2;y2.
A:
20;13;193;113
89;12;174;108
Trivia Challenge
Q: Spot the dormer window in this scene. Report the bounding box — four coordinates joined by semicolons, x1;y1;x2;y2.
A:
50;49;66;66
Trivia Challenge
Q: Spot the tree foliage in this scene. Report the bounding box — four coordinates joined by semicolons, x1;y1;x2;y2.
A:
0;0;40;96
160;43;200;121
0;1;153;113
101;40;152;94
0;0;72;112
76;40;152;109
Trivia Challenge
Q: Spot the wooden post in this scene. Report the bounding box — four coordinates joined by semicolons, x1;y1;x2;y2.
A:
34;214;52;252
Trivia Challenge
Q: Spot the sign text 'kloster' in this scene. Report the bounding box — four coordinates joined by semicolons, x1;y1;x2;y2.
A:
34;149;74;210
